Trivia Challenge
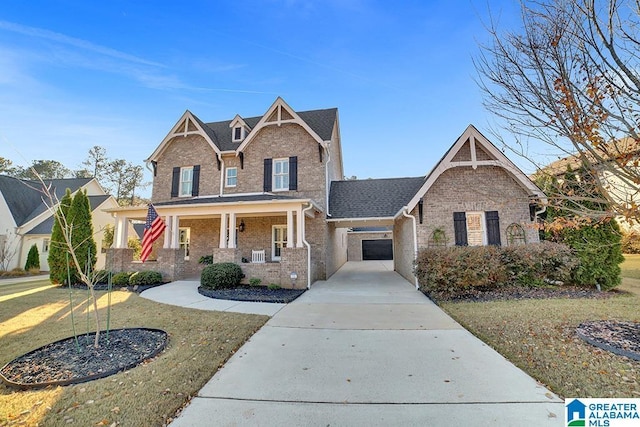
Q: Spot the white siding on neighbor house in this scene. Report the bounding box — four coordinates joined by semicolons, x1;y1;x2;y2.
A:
0;191;20;271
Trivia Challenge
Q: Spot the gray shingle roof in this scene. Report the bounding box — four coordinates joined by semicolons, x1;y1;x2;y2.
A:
154;194;301;207
329;177;426;219
26;195;110;235
0;175;92;226
200;108;337;152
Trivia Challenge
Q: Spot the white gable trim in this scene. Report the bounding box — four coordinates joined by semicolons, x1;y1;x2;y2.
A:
236;97;327;153
405;125;546;213
146;110;220;162
16;179;112;235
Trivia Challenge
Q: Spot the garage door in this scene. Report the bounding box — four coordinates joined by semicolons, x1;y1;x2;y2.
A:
362;239;393;260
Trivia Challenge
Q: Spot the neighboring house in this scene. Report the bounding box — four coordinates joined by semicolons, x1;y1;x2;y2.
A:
107;97;545;288
0;175;119;271
540;138;640;231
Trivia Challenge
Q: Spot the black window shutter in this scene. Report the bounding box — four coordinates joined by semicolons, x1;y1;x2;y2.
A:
486;211;501;246
171;167;180;197
191;165;200;196
318;145;323;163
239;152;244;169
263;158;272;192
289;156;298;191
453;212;468;246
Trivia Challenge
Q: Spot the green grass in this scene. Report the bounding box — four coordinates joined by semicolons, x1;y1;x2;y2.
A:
0;279;268;426
621;254;640;280
441;293;640;399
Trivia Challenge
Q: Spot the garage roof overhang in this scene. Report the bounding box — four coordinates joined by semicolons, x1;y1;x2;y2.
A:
326;216;395;228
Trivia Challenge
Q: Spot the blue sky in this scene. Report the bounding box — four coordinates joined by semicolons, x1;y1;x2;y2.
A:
0;0;523;192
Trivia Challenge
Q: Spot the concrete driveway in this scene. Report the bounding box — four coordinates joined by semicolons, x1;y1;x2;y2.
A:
171;261;565;426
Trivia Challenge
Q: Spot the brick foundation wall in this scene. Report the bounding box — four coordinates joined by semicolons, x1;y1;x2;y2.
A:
393;216;416;284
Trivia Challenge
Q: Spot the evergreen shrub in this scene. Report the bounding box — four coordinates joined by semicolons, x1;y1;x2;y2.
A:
201;262;243;289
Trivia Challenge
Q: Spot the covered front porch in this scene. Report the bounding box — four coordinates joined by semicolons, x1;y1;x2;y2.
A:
106;196;320;288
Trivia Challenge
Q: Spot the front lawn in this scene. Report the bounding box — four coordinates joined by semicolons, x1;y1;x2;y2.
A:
441;293;640;399
622;254;640;280
0;280;268;426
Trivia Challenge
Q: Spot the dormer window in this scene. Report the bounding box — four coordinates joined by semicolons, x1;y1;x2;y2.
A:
233;126;245;142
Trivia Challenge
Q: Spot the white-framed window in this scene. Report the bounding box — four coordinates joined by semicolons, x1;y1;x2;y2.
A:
232;126;244;142
466;211;486;246
179;227;190;260
273;158;289;191
42;238;50;253
179;167;193;197
272;225;287;261
225;167;237;187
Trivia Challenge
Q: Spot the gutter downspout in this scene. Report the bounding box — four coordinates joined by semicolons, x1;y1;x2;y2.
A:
402;207;419;289
324;143;331;215
302;203;314;289
218;154;225;196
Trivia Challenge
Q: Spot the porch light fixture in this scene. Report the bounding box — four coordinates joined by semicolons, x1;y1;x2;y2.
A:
290;271;298;288
239;220;245;232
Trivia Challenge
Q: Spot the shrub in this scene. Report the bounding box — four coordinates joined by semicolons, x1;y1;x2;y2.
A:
199;255;214;265
414;242;579;300
129;271;163;286
268;283;281;290
249;278;262;287
501;242;577;287
201;262;243;289
24;244;40;271
112;271;133;286
415;246;508;300
93;270;112;284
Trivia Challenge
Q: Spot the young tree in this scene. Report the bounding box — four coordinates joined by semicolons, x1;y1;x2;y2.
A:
475;0;640;223
0;232;18;271
48;189;74;284
24;244;40;271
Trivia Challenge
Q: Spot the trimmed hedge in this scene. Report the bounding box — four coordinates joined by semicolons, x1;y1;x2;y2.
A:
201;262;243;289
415;242;579;300
112;271;134;286
129;271;163;286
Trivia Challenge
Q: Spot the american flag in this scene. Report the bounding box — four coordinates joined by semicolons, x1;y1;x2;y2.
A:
140;204;166;262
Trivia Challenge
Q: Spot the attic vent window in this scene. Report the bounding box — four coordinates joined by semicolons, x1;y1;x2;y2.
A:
233;126;244;142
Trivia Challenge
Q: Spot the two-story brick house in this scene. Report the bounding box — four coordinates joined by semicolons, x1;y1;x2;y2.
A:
106;97;546;288
107;97;347;288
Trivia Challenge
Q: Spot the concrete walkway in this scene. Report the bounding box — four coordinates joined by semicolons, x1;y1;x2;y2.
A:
140;280;285;316
170;261;565;426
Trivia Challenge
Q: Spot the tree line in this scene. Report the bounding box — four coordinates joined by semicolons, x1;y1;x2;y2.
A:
0;146;149;206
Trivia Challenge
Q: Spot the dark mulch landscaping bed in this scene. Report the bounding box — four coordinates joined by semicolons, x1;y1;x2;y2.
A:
198;285;306;303
0;328;168;389
69;282;167;293
426;285;621;303
577;320;640;362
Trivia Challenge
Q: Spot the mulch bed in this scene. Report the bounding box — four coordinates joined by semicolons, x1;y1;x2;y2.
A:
69;282;167;293
577;321;640;362
0;328;168;389
198;285;306;303
426;285;620;303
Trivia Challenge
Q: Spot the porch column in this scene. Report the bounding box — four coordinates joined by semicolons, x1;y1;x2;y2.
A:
228;212;236;248
296;206;303;248
163;215;171;248
115;216;128;248
171;216;180;249
287;209;294;248
219;213;227;248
